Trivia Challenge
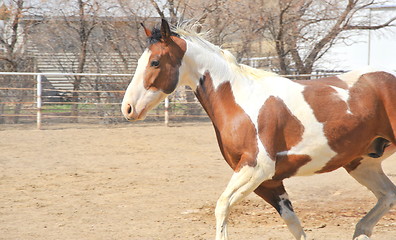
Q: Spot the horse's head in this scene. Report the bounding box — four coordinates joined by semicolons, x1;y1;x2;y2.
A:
121;19;186;121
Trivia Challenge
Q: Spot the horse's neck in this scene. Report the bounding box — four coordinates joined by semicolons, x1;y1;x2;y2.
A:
181;40;261;129
180;39;248;91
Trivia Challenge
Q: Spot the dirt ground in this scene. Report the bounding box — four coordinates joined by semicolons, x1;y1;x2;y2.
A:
1;123;395;240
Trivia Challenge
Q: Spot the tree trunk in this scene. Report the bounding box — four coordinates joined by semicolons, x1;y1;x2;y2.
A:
71;40;87;122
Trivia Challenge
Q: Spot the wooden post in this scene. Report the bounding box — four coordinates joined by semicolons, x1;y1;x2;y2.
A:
36;74;42;130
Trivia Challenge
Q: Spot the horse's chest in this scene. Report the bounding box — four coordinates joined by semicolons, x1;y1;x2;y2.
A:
213;123;259;170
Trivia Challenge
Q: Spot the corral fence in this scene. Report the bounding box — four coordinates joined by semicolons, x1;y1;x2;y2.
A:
0;71;344;129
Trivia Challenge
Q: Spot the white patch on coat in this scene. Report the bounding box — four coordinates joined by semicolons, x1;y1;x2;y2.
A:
330;86;352;114
122;49;151;108
180;37;278;177
231;76;337;176
338;67;378;88
180;35;337;176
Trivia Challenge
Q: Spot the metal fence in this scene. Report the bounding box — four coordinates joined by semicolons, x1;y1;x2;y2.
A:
0;72;209;129
0;71;343;129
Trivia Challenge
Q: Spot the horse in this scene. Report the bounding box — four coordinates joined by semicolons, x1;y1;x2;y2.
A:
121;19;396;240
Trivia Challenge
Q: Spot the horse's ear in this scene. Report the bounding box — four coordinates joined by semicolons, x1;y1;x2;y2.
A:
141;23;152;37
160;19;171;41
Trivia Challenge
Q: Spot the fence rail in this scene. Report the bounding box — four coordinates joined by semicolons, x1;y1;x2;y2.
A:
0;71;342;129
0;72;211;129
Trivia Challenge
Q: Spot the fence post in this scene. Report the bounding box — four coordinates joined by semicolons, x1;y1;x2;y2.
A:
36;74;42;130
164;96;169;126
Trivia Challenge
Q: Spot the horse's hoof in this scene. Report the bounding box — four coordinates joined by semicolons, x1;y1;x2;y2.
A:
354;235;370;240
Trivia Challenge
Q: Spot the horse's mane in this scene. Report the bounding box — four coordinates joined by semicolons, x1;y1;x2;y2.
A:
149;22;277;80
174;24;277;79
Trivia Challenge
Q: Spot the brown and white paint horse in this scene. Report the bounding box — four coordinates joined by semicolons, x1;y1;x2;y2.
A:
121;19;396;240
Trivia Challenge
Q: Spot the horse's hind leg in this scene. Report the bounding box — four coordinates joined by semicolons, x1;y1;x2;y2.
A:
254;180;306;240
215;164;271;240
345;157;396;240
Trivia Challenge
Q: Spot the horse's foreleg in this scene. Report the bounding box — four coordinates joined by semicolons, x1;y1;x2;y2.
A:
254;181;306;240
215;163;270;240
346;158;396;240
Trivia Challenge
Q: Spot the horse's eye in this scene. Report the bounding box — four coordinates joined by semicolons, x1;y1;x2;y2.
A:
150;60;160;67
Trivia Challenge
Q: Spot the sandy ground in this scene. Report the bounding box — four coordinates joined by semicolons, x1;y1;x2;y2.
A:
0;123;395;240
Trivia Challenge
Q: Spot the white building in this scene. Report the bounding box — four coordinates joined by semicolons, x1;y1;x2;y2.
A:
318;5;396;71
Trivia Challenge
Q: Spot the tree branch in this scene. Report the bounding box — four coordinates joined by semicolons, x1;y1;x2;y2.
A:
344;16;396;30
303;0;357;72
0;56;13;63
0;37;11;52
149;0;165;19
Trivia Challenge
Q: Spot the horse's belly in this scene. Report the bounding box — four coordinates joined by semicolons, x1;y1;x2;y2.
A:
281;143;338;176
293;155;341;176
294;163;327;176
288;143;396;176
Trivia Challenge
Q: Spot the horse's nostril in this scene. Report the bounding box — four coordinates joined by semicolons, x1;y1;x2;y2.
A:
122;103;136;120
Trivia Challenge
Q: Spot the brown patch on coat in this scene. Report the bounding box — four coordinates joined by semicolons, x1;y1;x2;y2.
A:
194;72;258;171
295;75;348;89
272;154;312;180
257;96;310;179
301;72;396;173
258;97;304;159
144;36;187;94
254;180;287;213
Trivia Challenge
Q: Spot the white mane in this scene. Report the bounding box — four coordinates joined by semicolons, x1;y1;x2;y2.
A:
173;24;277;80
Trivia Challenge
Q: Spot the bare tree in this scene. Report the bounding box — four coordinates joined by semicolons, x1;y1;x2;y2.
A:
39;0;100;120
0;0;32;72
254;0;396;74
0;0;37;123
148;0;187;25
112;0;156;54
69;0;99;119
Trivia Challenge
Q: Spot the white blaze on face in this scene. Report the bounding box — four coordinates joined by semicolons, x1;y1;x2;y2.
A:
121;49;167;120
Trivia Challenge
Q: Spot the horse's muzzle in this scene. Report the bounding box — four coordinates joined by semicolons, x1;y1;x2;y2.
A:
122;104;137;121
121;103;146;121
